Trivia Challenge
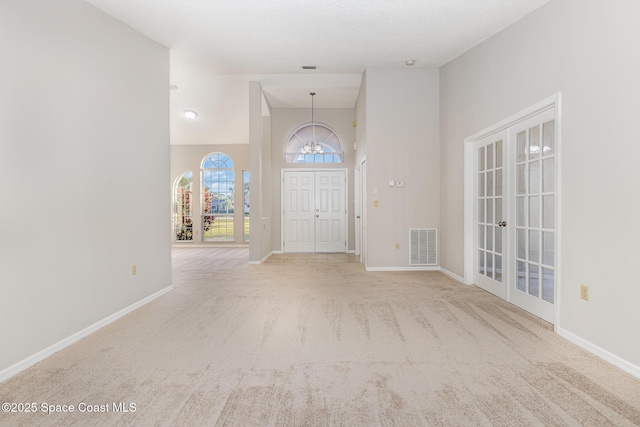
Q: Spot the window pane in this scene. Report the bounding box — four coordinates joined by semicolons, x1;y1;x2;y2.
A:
517;261;526;291
517;229;526;259
487;226;493;251
487;143;494;170
495;255;502;282
517;165;526;194
478;225;485;249
516;131;526;163
496;140;503;168
543;195;555;229
529;264;540;297
542;268;554;303
529;126;540;160
495;226;502;254
479;146;485;171
495;198;502;223
529;195;540;228
486;199;493;224
543;231;554;267
487;170;494;197
542;120;555;156
478;200;485;223
495;169;502;196
479;250;485;275
543;158;555;193
529;230;540;263
529;161;540;194
516;197;525;227
487;253;493;279
479;173;485;197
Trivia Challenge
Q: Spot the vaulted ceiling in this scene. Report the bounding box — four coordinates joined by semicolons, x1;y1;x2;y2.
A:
84;0;550;145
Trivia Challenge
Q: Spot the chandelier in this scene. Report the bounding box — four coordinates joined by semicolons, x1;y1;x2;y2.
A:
301;92;324;155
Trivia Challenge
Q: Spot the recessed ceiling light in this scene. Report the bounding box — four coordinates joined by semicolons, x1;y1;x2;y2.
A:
184;110;198;120
405;59;415;66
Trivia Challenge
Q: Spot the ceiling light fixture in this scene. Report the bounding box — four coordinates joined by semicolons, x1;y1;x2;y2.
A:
301;92;324;155
183;110;198;120
405;59;415;66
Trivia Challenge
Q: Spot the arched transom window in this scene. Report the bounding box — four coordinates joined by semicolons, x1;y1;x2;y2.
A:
201;153;234;241
285;123;344;163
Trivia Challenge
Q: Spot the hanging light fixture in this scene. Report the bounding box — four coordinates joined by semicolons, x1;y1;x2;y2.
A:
301;92;325;155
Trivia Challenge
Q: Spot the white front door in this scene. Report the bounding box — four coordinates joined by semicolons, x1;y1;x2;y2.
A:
474;131;507;300
283;170;347;253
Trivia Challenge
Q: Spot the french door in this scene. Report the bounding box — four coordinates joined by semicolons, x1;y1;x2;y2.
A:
473;106;557;323
283;170;347;253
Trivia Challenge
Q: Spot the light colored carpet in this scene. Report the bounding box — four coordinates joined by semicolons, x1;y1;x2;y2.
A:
1;248;639;426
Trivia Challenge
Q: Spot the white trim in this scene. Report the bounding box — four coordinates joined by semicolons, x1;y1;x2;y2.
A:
0;285;174;383
439;267;467;284
365;266;440;272
248;251;273;265
347;249;355;254
557;327;640;379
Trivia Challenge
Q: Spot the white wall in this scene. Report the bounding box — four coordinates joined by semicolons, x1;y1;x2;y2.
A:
0;0;171;375
170;144;250;244
362;68;440;269
249;83;273;262
270;107;356;252
440;0;640;368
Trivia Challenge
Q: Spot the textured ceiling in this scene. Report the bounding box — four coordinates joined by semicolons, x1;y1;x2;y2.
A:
84;0;550;145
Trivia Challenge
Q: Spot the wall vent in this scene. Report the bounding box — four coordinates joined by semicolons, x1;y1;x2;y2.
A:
410;229;437;266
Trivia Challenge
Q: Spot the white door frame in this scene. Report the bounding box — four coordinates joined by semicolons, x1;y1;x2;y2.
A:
281;168;349;253
463;93;562;328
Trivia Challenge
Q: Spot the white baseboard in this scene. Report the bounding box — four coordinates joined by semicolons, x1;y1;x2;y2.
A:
347;250;355;254
365;266;440;272
0;285;174;383
249;251;274;265
439;267;467;284
557;327;640;379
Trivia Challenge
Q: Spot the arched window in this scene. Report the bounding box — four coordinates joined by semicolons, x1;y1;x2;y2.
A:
201;153;235;241
285;123;343;163
173;172;193;241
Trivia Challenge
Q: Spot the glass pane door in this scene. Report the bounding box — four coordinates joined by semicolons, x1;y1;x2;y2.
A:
474;131;507;300
510;109;556;322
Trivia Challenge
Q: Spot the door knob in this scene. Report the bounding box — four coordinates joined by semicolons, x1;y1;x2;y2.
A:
498;221;507;227
316;214;319;218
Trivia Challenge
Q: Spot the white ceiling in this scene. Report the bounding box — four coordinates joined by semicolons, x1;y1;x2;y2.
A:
84;0;550;145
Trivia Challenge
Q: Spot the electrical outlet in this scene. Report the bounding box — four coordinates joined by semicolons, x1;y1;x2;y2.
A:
373;200;379;207
395;243;400;249
580;284;589;301
131;264;137;276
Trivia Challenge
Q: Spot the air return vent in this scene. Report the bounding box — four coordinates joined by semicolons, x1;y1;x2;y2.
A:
410;229;437;266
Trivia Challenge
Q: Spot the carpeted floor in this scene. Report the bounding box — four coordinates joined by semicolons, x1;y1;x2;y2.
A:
1;248;639;426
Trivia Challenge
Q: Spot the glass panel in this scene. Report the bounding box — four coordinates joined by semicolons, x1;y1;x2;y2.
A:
542;120;555;156
516;131;527;163
528;264;540;297
495;198;503;223
495;226;502;254
529;230;540;263
479;146;485;171
487;170;494;197
479;250;485;275
529;126;540;160
486;226;493;251
487;143;494;170
543;158;555;193
487;253;493;279
486;199;493;224
529;195;540;228
495;255;502;282
479;173;485;197
495;169;503;196
517;229;526;259
478;200;485;223
517;165;526;194
496;140;503;168
542;268;554;303
543;195;555;229
543;231;554;267
517;261;526;291
478;225;485;249
529;161;540;194
516;197;525;227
